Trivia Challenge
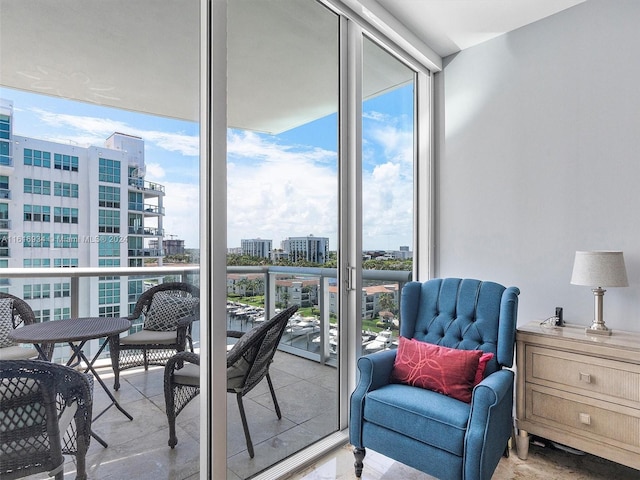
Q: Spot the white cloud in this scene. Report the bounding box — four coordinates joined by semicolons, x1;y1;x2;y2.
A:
227;131;337;248
161;182;200;248
144;162;166;180
31;108;199;157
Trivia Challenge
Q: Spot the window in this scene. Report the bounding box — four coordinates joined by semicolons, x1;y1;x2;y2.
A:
99;209;120;233
24;149;51;168
54;233;78;248
24;258;51;267
99;281;120;305
54;181;79;197
128;191;143;211
0;175;8;189
99;258;121;267
53;153;79;171
99;185;120;208
98;235;121;257
24;284;51;299
54;307;71;321
0;113;9;139
24;204;51;222
53;258;78;267
99;157;121;183
128;279;144;302
99;305;120;317
53;207;78;224
54;282;71;298
24;178;51;195
0;140;13;165
33;309;51;323
24;233;50;248
0;140;10;166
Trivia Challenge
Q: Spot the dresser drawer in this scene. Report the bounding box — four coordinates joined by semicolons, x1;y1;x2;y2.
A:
525;384;640;453
526;345;640;406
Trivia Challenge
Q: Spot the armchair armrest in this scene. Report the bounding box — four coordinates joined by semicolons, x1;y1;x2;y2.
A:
465;369;515;480
349;349;397;447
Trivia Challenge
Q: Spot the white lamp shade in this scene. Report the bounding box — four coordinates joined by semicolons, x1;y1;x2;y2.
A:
570;251;629;287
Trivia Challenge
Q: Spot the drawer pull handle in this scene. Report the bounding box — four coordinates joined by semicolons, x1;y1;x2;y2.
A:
579;372;592;384
579;413;591;425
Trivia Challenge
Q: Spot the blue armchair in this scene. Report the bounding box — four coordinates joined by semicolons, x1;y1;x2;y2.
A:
350;278;520;480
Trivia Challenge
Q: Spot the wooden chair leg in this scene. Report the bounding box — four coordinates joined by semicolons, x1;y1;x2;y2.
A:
354;447;366;478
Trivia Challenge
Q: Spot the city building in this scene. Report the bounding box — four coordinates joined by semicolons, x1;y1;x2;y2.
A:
240;237;272;258
281;235;329;264
150;237;185;255
0;98;165;327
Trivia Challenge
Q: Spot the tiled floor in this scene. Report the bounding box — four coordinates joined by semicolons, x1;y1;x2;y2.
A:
18;351;639;480
287;441;640;480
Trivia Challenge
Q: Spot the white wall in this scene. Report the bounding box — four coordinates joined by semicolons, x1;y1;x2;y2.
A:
434;0;640;331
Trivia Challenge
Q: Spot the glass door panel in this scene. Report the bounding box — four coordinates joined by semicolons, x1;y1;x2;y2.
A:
226;1;339;477
361;37;415;354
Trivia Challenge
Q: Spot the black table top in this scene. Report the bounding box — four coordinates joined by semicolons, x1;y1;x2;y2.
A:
9;317;131;343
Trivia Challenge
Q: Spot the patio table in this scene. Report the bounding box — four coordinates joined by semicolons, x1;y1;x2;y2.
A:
9;316;134;447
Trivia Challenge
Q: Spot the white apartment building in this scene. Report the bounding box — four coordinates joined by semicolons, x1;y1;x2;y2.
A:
0;99;165;340
281;234;329;264
241;238;272;259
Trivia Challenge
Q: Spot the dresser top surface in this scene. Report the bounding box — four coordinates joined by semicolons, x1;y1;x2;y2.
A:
517;321;640;351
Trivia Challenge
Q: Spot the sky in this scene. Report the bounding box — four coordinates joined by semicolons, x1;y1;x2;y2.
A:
2;85;414;251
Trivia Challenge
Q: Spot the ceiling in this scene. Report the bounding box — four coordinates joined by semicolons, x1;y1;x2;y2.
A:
0;0;585;131
375;0;586;58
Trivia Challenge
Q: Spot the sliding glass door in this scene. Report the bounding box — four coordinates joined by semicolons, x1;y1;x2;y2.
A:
360;36;415;354
226;1;339;477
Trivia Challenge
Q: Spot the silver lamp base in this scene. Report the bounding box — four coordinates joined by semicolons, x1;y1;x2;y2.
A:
585;323;612;336
585;287;612;336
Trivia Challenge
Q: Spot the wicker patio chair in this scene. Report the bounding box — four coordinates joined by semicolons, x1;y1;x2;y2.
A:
0;360;93;480
164;305;298;458
109;282;200;390
0;292;54;361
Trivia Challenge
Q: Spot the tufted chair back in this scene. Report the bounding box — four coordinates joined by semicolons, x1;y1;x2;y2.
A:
400;278;520;375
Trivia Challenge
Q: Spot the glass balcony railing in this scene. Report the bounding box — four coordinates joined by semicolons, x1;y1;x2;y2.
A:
142;204;165;215
127;226;164;236
0;188;10;199
2;264;411;364
128;177;166;194
128;248;164;257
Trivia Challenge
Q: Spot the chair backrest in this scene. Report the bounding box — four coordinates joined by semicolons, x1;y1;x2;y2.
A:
0;360;93;480
227;305;298;394
400;278;519;374
130;282;200;321
0;293;54;359
0;292;37;329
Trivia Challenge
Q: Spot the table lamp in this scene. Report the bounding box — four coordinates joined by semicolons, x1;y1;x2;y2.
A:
570;250;628;335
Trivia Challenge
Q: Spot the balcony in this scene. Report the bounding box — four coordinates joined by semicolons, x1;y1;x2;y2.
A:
128;248;164;257
128;226;164;236
128;177;166;195
0;219;10;229
0;188;10;199
142;204;165;215
3;266;638;480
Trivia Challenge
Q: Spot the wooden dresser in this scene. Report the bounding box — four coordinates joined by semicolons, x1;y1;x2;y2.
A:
515;321;640;470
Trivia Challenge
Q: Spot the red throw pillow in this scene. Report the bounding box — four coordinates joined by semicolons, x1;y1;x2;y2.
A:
475;352;494;385
390;336;484;403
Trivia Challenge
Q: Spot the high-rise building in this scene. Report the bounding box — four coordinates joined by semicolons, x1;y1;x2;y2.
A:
281;234;329;264
241;238;272;259
0;98;165;323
